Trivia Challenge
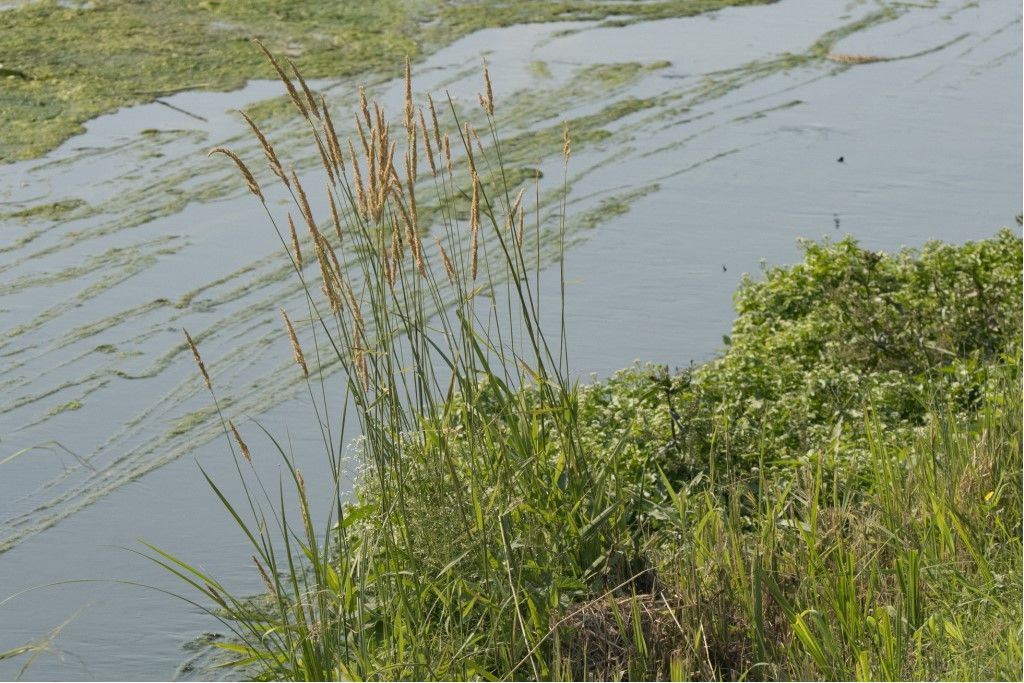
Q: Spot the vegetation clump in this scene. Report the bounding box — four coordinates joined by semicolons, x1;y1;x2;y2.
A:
578;229;1022;492
155;50;1022;681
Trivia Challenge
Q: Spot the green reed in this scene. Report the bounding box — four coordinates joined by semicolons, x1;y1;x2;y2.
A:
151;45;1022;681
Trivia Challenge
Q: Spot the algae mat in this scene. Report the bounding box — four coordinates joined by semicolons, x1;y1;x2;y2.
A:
0;0;773;161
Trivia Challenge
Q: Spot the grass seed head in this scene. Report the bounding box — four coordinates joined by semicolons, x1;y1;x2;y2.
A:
341;278;365;340
182;328;211;390
354;343;369;391
209;147;263;203
517;203;525;248
374;141;397;223
405;148;418;224
354;111;371;163
251;555;278;598
383;242;395;288
388;228;401;287
296;469;311;530
288;57;321;120
280;309;309;377
419;107;437;177
287;213;302;270
253;39;308;120
443;133;453;177
435;236;456;284
470;227;479;282
316;137;336;185
404;56;414;134
325;238;344;290
238;110;287;186
408;117;418;181
291;169;316;233
348;139;368;219
358;86;372;131
482;59;494;116
428;93;443;151
229;420;251;463
204;583;227;609
395;193;425;277
470;171;480;235
327;184;343;241
510;187;524;225
470;173;480;281
321;96;344;175
464;122;476;176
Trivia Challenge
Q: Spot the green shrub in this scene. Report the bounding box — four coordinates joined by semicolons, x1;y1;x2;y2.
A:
575;231;1022;493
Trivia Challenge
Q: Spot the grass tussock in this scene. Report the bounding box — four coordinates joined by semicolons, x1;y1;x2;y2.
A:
152;47;1023;681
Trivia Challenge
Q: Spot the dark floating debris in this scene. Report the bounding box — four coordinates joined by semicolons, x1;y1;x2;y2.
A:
154;98;209;123
0;66;30;80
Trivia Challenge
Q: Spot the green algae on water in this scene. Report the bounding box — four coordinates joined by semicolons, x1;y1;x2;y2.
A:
0;0;775;162
46;400;82;416
574;183;661;232
4;198;88;222
529;61;553;80
169;405;226;438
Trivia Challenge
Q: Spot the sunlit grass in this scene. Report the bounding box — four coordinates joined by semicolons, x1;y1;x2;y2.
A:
151;46;1023;681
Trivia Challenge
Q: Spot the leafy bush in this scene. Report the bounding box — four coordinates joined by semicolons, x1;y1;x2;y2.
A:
575;230;1022;492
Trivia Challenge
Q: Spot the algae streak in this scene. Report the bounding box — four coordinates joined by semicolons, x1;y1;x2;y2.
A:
0;0;774;162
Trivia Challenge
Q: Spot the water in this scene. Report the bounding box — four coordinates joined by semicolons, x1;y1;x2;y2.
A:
1;0;1020;678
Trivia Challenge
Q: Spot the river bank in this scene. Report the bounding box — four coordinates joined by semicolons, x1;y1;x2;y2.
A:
157;228;1022;680
1;0;1020;678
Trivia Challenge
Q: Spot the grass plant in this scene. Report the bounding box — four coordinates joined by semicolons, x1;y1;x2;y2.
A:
153;47;1022;681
